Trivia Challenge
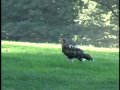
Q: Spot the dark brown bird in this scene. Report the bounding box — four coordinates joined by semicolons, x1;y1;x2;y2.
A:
60;38;94;62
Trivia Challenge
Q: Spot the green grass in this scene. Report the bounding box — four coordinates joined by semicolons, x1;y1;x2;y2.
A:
2;41;119;90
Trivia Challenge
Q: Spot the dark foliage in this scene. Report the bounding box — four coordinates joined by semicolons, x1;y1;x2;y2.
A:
1;0;118;47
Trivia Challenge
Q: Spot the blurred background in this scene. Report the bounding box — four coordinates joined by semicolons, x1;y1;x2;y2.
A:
1;0;119;47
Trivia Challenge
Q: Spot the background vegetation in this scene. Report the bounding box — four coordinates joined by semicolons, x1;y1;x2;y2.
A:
1;0;119;47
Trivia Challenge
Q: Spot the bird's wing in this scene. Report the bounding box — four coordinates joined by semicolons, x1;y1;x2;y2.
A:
67;45;84;55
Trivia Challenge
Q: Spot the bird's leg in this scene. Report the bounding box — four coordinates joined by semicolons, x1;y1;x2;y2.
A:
81;59;86;62
77;57;85;62
68;59;74;63
65;57;74;63
65;58;74;69
92;59;95;61
78;58;83;62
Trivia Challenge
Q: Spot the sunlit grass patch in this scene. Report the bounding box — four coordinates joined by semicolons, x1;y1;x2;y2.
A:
2;40;118;52
2;40;61;48
78;45;119;52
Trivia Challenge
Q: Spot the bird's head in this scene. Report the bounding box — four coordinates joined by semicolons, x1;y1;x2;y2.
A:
59;38;67;45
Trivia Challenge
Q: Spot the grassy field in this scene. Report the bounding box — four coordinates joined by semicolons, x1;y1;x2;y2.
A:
1;41;119;90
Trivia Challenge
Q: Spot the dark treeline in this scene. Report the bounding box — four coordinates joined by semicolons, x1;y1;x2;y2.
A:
1;0;119;47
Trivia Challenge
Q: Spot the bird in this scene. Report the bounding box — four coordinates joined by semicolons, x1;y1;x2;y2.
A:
59;37;94;62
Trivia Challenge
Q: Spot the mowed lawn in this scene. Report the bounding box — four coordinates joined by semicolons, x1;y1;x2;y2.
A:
1;41;119;90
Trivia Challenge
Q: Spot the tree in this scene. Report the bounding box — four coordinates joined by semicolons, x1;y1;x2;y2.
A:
1;0;119;47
